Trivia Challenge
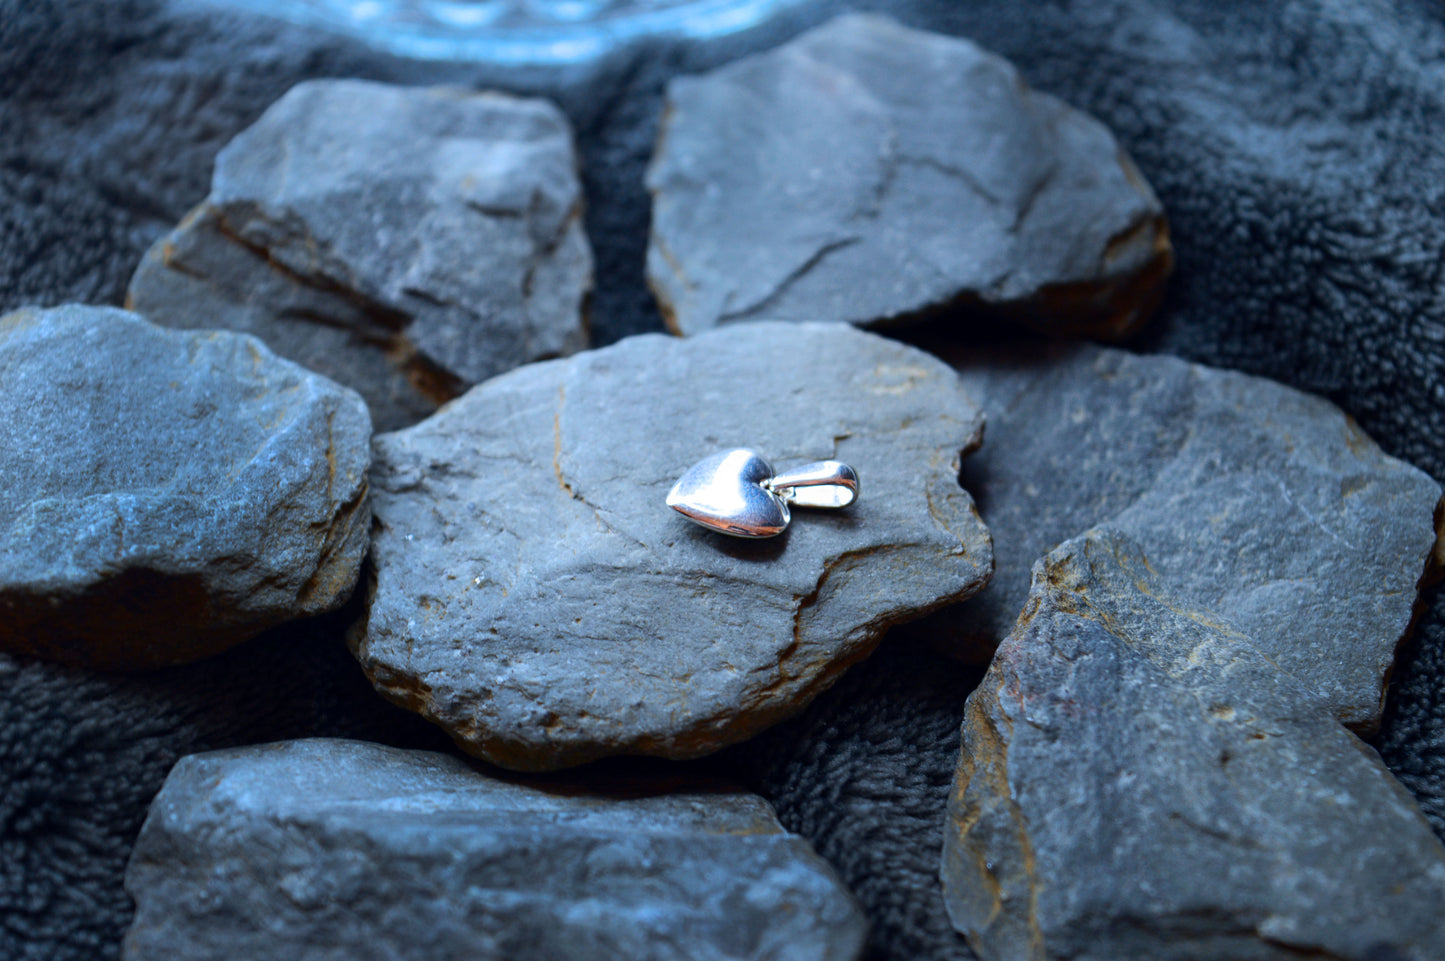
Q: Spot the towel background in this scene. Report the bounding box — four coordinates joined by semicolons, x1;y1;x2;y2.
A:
2;1;1442;958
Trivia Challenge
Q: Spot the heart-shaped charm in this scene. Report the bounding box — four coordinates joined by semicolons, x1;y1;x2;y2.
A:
666;449;791;538
667;449;860;538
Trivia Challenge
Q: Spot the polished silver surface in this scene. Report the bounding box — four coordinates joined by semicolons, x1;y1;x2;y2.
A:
667;449;789;538
766;460;859;509
667;448;857;538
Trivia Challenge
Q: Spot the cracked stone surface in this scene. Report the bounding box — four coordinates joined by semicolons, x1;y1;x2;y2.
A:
942;530;1445;961
124;738;868;961
646;13;1171;340
352;321;993;771
0;305;371;670
927;341;1443;732
128;79;592;432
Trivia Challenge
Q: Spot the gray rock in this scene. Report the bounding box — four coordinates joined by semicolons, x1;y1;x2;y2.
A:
353;321;992;770
0;305;371;670
929;341;1443;731
128;79;592;432
646;13;1171;340
942;529;1445;961
124;738;869;961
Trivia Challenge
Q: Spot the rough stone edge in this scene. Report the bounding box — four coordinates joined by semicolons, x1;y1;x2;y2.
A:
347;345;994;772
0;305;373;671
643;14;1174;340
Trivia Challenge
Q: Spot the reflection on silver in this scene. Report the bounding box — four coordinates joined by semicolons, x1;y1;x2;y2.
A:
766;459;859;510
667;448;858;539
199;0;811;63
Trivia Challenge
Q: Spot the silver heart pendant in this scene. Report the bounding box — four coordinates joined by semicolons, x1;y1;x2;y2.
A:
666;448;859;538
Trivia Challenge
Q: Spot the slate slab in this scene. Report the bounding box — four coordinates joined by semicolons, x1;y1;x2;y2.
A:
353;321;993;771
124;738;868;961
928;341;1443;732
942;529;1445;961
0;305;371;670
646;13;1171;339
128;79;592;432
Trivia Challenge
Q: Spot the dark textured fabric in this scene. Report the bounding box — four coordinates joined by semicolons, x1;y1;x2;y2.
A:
1;1;1442;959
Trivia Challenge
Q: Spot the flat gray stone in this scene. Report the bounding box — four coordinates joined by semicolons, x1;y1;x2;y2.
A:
353;321;992;770
128;79;592;432
942;529;1445;961
646;13;1171;339
0;305;371;670
930;342;1443;731
124;738;868;961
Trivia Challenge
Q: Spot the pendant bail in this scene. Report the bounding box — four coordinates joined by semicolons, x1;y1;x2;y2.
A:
765;460;859;509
